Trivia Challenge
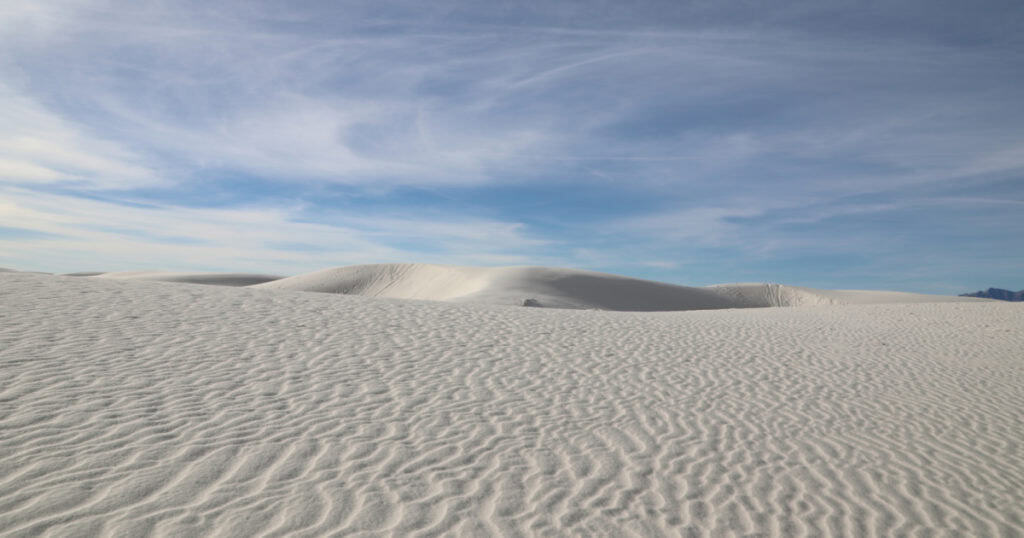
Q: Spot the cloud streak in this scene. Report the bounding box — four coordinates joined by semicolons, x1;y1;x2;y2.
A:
0;85;160;188
0;186;556;274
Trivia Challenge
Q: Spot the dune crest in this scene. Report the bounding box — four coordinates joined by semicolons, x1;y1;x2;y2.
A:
254;263;982;311
254;263;738;311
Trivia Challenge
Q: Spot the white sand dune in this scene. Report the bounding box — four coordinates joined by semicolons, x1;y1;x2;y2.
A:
0;268;50;275
255;263;738;310
92;270;283;287
705;282;981;307
255;263;981;311
1;271;1022;536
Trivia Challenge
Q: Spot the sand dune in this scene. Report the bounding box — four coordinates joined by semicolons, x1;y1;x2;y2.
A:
255;263;981;311
705;282;981;307
91;270;283;287
254;263;738;310
1;271;1021;536
0;268;50;275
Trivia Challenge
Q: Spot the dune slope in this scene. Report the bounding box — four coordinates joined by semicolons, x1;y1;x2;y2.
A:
1;272;1022;536
254;263;980;311
92;270;283;287
254;263;738;311
704;282;982;307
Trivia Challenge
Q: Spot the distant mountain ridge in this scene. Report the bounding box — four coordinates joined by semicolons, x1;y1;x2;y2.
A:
960;288;1024;301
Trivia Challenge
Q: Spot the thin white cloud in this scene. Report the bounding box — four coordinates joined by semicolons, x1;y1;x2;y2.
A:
0;1;84;41
0;159;62;182
0;186;553;274
616;207;764;246
0;85;161;188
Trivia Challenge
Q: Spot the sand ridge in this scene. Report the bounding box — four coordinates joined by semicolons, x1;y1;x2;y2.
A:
90;271;283;287
255;263;983;311
1;271;1022;536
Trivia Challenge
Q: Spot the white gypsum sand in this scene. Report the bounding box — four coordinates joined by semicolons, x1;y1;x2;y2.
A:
1;271;1022;536
89;271;283;287
253;263;983;310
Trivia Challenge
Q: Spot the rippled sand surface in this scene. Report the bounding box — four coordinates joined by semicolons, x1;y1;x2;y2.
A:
1;272;1022;536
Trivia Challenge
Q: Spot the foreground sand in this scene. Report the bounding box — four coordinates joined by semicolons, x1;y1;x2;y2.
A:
1;272;1022;537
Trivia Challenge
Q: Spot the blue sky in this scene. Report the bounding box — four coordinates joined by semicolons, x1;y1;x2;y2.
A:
1;0;1022;293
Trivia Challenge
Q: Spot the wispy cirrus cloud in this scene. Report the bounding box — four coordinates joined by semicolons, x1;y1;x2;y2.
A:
6;1;1019;193
0;186;556;274
0;85;161;188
